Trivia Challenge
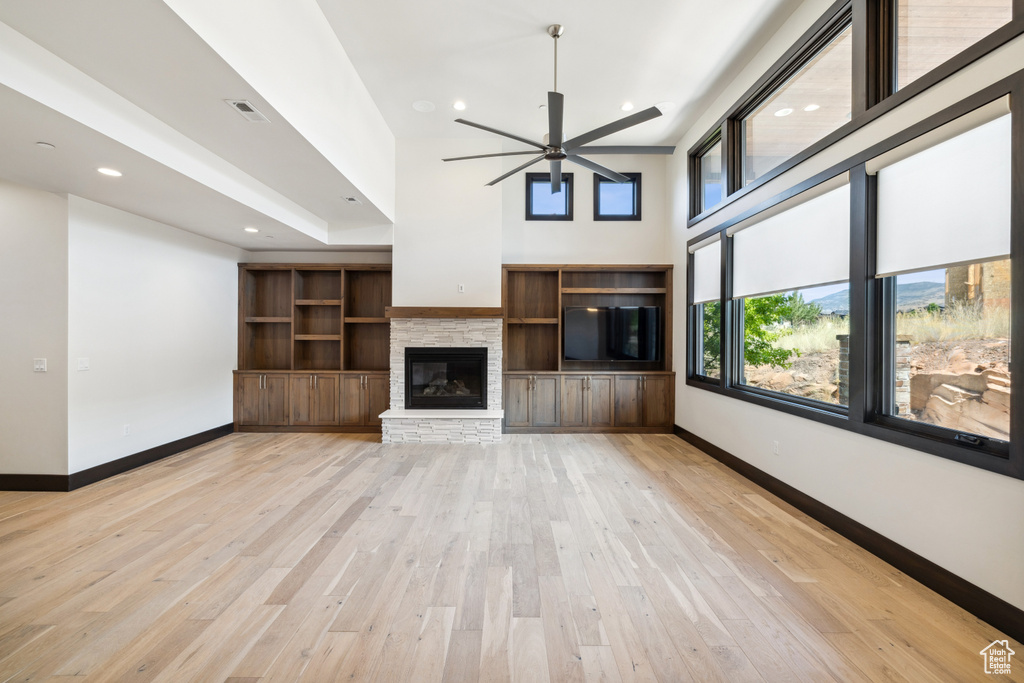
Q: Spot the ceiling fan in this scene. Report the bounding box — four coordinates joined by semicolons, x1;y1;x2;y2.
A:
443;24;675;193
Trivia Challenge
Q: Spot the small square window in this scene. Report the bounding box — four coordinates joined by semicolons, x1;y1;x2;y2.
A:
593;173;641;221
526;173;573;221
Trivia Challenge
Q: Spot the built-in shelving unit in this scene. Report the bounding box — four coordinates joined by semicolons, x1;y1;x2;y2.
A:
501;264;674;433
235;264;391;432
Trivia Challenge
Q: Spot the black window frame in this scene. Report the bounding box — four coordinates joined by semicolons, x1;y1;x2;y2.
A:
734;6;854;188
525;172;574;221
685;74;1024;481
689;131;725;219
685;0;1024;227
593;172;641;221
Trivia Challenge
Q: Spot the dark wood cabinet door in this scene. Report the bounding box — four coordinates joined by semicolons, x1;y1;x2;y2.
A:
614;376;643;427
237;374;263;426
589;375;615;428
339;375;365;426
642;375;673;427
313;374;341;425
289;374;313;425
364;374;389;426
560;376;586;427
263;374;291;426
531;375;560;427
505;377;532;428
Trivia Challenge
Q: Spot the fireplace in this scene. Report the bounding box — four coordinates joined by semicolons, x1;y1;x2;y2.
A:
404;347;487;409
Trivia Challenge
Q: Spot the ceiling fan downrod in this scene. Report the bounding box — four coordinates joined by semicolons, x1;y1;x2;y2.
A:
548;24;563;93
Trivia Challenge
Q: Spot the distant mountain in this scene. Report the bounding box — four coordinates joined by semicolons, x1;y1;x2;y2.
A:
894;281;946;311
807;281;945;315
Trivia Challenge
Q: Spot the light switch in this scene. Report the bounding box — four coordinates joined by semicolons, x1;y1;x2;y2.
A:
77;358;90;371
33;358;47;372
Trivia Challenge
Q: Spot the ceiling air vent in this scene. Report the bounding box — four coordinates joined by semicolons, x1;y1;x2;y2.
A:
225;99;270;123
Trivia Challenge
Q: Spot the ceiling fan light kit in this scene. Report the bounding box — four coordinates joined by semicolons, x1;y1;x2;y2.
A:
442;25;674;193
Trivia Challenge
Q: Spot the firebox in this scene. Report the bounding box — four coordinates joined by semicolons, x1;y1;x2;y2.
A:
404;347;487;409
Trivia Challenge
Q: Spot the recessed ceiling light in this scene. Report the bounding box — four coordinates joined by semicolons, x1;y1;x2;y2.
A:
244;227;259;233
621;102;634;112
412;100;435;113
265;235;275;239
35;141;55;150
344;196;363;205
804;104;820;112
774;108;794;117
453;100;466;111
97;167;122;177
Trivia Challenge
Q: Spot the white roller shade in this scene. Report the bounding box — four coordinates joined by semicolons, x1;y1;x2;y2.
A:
874;111;1011;278
691;237;721;305
732;182;850;299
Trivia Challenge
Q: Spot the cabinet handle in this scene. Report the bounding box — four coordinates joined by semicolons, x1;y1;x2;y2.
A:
310;375;313;389
260;374;265;390
314;375;318;389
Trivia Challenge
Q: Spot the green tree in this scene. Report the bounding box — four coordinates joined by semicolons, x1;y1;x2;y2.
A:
701;295;797;373
779;291;822;326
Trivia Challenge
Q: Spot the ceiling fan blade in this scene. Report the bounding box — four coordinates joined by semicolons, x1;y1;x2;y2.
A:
455;119;547;150
574;145;676;155
567;154;630;183
548;91;564;147
549;159;562;193
485;154;546;186
561;106;662;151
443;150;545;162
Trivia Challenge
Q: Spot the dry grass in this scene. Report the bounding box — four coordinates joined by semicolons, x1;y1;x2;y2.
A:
768;302;1010;355
773;315;849;354
896;301;1010;342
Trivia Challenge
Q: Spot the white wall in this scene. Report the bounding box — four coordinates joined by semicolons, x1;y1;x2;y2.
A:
502;154;669;265
67;196;244;474
393;138;503;307
0;180;68;475
669;0;1024;610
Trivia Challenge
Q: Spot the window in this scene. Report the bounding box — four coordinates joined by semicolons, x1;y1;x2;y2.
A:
692;134;724;216
690;237;721;379
730;178;851;406
594;173;641;220
525;172;573;220
871;100;1012;446
892;0;1013;91
738;285;850;405
741;19;853;186
889;260;1010;439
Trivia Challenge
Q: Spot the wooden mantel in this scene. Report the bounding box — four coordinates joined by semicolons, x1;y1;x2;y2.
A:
384;306;504;319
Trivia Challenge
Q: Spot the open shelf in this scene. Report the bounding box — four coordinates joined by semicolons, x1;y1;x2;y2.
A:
295;304;341;336
295;269;341;301
295;299;343;306
505;271;559;319
245;316;291;323
506;324;559;372
561;287;666;294
243;270;292;318
345;323;390;371
294;339;341;371
561;270;666;290
345;317;389;324
241;322;291;370
346;270;392;318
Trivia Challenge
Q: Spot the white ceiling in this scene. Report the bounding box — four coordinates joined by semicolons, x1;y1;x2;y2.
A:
0;0;802;251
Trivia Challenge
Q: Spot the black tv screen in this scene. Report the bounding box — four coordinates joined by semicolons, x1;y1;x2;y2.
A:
563;306;661;362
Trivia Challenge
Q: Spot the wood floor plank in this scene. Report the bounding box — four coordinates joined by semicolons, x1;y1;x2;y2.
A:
0;433;1014;683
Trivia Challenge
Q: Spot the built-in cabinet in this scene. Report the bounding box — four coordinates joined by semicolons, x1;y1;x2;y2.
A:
502;265;674;433
505;375;560;428
235;264;391;431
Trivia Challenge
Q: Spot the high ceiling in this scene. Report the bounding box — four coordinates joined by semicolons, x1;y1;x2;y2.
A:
0;0;802;251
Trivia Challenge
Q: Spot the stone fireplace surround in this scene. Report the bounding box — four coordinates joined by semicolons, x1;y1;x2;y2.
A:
380;314;503;443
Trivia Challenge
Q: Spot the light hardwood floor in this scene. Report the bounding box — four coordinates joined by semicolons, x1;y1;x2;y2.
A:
0;433;1017;681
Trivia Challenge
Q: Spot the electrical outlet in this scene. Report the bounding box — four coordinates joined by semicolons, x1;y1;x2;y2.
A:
123;424;130;437
772;440;780;455
77;358;90;371
458;284;465;293
33;358;47;372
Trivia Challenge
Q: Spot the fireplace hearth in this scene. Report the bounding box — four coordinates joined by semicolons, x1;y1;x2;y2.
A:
404;347;487;409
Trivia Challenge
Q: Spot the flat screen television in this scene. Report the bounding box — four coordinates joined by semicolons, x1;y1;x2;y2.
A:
563;306;661;362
